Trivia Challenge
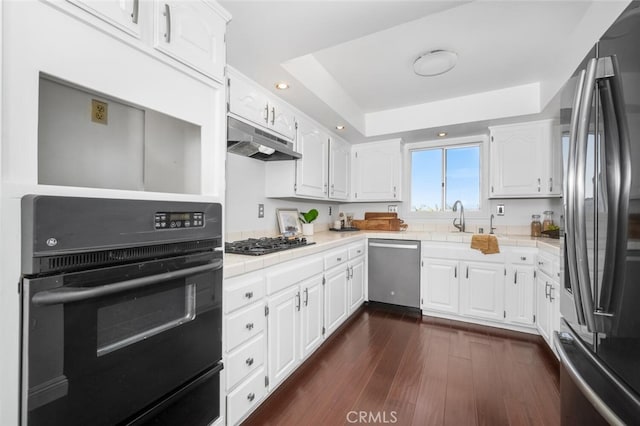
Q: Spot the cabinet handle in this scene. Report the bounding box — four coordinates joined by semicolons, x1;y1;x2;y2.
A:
304;287;309;306
245;322;254;330
538;261;544;266
163;4;171;43
466;267;469;279
247;392;255;402
393;186;397;198
295;291;301;311
346;266;350;279
131;0;139;24
549;177;553;192
264;104;269;124
548;285;555;302
514;271;518;284
246;357;254;366
545;282;551;299
245;291;254;299
270;106;275;125
520;256;527;261
537;178;541;192
454;266;457;278
337;257;342;262
324;183;328;194
331;183;334;195
350;266;354;279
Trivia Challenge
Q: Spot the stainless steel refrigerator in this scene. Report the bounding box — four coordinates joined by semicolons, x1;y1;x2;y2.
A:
556;1;640;424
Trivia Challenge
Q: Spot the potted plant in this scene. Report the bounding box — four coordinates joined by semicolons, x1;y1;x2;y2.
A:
299;209;318;236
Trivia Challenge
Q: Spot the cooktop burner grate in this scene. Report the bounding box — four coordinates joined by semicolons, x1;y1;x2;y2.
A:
225;236;315;256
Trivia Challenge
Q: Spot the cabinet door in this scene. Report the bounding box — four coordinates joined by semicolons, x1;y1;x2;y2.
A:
301;276;324;359
505;265;535;326
461;262;505;321
324;266;349;336
270;101;296;141
295;119;328;198
154;0;226;81
228;75;270;128
422;258;459;314
352;142;400;201
348;258;365;313
329;137;350;200
68;0;141;37
535;272;552;343
490;123;546;197
267;286;300;390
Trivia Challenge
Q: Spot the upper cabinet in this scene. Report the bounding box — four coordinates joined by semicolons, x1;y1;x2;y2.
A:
68;0;142;37
228;69;296;141
489;120;561;198
329;136;350;200
351;139;402;201
154;0;227;82
295;118;329;198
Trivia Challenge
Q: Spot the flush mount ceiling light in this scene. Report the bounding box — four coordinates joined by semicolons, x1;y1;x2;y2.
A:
413;50;458;77
336;125;346;130
275;82;289;90
437;131;447;137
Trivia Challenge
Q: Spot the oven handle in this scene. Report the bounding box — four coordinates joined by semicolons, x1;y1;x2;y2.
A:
32;260;222;306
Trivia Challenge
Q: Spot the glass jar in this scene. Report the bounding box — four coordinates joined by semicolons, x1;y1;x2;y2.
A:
542;210;554;231
531;214;542;237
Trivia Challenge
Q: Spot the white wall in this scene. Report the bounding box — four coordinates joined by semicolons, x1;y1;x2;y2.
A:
225;153;339;239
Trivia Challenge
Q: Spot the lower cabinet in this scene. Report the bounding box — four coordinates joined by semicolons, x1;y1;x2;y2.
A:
421;258;459;314
348;256;365;313
461;261;505;322
536;269;559;347
300;276;325;359
324;263;349;337
505;253;536;326
267;285;301;390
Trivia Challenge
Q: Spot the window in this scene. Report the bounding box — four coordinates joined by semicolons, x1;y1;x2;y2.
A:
411;144;480;212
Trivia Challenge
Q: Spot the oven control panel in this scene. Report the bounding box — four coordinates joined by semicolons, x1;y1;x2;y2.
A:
154;212;204;229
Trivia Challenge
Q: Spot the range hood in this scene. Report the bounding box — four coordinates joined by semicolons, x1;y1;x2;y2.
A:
227;116;301;161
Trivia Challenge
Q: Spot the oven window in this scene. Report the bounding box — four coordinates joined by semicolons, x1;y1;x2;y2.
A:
96;284;196;356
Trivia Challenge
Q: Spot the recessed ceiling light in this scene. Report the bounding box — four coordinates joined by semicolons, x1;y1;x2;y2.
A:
336;125;345;130
413;50;458;77
437;131;447;137
275;82;289;90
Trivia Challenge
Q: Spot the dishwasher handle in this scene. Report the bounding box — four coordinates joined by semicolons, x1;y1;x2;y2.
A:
369;242;418;250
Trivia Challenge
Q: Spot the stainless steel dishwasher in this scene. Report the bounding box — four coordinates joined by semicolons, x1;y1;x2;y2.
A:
368;239;420;308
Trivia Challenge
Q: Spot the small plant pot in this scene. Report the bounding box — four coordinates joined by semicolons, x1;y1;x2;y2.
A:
302;223;314;236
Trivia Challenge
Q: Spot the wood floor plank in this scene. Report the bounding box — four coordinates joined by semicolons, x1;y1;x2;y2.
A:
241;309;560;426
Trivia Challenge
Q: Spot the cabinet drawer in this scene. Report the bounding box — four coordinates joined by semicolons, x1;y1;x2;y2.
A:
225;274;265;313
226;333;265;391
348;243;365;259
536;252;557;277
324;248;349;269
507;251;535;265
266;257;323;295
226;367;266;426
226;303;265;352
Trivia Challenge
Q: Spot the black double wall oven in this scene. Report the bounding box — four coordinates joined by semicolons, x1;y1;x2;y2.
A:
20;196;223;425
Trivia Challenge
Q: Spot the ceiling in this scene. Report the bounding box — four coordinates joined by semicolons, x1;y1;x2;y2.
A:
221;1;629;143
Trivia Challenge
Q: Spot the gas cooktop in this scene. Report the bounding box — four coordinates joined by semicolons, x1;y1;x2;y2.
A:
225;236;315;256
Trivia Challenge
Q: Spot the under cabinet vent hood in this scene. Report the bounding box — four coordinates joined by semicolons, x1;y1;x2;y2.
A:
227;116;301;161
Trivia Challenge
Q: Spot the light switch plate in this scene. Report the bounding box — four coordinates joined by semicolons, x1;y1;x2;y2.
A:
497;204;505;216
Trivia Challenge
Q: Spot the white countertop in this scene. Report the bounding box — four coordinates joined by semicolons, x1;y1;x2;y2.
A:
224;230;562;278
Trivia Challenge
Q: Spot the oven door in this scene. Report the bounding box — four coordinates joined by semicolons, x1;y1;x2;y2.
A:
21;252;222;426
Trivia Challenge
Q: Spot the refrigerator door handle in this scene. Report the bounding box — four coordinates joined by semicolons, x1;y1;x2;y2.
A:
565;68;588;326
574;58;598;332
593;56;632;321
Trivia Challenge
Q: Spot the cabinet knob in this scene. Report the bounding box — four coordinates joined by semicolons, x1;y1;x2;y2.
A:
245;291;254;299
247;392;255;402
246;357;254;366
245;322;254;330
520;256;527;261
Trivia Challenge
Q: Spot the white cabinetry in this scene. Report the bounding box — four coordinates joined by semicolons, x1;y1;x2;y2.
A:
68;0;142;37
228;69;296;141
153;0;227;81
421;258;459;314
267;285;300;389
295;117;330;198
535;250;561;350
329;136;350;200
352;139;402;201
347;243;366;313
224;272;267;426
461;262;505;322
324;248;350;337
489;120;561;198
300;276;325;358
505;251;536;326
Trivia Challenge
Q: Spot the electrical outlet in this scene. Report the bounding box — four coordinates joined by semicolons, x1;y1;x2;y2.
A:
258;203;264;218
388;205;398;213
328;206;332;216
91;99;108;125
497;204;505;216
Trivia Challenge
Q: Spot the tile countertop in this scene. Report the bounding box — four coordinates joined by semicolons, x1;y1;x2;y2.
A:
224;230;562;278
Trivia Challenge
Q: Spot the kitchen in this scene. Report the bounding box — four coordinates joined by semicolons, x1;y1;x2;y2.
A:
1;1;638;425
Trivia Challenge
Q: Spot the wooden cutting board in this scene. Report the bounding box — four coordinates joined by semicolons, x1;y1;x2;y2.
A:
352;218;404;231
364;212;398;220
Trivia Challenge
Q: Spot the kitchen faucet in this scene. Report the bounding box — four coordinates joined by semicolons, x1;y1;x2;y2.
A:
452;200;465;232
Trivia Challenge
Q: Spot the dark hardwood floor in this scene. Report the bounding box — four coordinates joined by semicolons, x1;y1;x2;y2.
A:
243;305;560;426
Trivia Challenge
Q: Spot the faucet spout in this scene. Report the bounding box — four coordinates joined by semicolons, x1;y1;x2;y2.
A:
452;200;465;232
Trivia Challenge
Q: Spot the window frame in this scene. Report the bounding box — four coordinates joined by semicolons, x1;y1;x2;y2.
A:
404;135;489;219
